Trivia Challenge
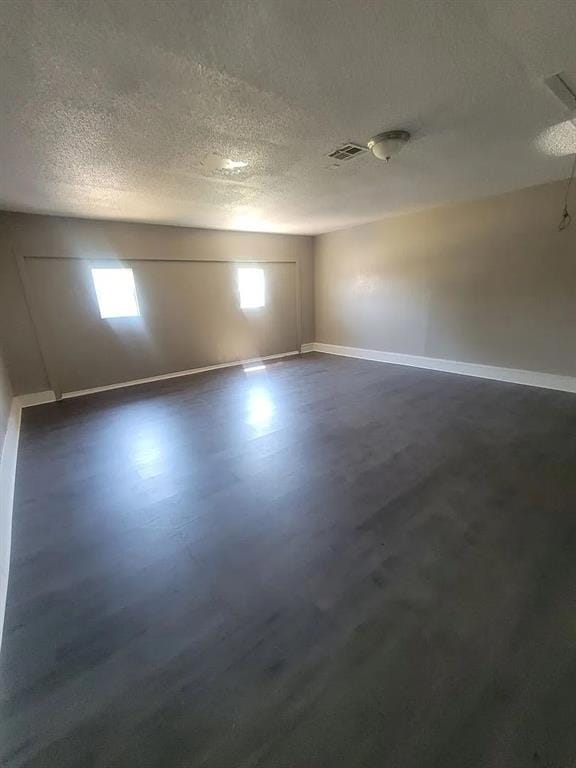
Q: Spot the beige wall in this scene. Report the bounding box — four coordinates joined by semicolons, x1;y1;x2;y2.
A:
0;213;314;395
0;347;13;452
3;179;575;395
0;342;14;653
315;179;576;377
26;258;298;393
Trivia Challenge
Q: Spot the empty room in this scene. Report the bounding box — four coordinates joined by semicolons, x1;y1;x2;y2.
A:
1;1;576;766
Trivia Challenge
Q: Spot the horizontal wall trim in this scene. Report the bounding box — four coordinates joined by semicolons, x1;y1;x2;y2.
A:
312;343;576;394
300;343;315;354
24;255;298;264
0;397;22;651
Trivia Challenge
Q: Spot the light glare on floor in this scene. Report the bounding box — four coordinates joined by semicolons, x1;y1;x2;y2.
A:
244;364;266;372
246;387;274;429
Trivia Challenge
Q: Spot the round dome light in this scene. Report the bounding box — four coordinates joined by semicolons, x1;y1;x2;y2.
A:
367;130;411;161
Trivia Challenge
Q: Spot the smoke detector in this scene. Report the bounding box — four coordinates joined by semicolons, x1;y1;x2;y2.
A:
367;130;411;161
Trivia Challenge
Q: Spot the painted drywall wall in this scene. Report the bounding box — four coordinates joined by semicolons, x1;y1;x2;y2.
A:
0;213;314;394
25;258;298;393
0;222;50;395
315;179;576;377
0;348;13;453
0;344;15;654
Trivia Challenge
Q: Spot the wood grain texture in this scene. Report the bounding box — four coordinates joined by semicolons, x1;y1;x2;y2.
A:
1;353;576;767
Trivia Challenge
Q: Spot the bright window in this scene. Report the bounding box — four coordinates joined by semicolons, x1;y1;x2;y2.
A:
238;267;265;309
91;268;140;319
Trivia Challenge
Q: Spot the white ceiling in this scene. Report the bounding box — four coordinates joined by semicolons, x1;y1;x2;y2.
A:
1;0;576;235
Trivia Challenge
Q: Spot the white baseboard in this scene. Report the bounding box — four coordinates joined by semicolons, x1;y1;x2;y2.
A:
0;397;22;651
61;350;301;400
312;342;576;394
20;345;576;405
15;351;302;407
18;390;56;408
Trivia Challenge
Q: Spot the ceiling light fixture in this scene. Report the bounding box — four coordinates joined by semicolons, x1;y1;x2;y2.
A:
201;155;248;172
367;130;411;161
223;159;248;170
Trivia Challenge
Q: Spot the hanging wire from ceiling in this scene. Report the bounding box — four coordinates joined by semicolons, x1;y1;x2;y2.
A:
558;153;576;231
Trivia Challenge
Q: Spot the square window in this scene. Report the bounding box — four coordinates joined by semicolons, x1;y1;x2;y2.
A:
238;267;265;310
91;268;140;319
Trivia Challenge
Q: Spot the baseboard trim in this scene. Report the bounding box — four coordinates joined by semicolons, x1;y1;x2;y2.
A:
61;350;301;401
18;390;56;408
312;343;576;394
20;345;576;404
16;352;302;407
0;397;22;651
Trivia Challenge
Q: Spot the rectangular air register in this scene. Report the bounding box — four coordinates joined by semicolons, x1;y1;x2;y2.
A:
327;143;367;161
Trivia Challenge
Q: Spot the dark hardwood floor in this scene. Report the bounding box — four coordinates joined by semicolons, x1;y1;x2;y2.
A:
2;352;576;767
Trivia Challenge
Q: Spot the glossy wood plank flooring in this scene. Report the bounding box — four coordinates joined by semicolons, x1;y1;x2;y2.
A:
2;353;576;767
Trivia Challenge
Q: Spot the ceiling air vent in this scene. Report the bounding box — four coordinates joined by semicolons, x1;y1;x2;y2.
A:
327;143;367;161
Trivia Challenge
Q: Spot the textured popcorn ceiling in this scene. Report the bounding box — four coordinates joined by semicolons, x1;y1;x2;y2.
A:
1;0;576;234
